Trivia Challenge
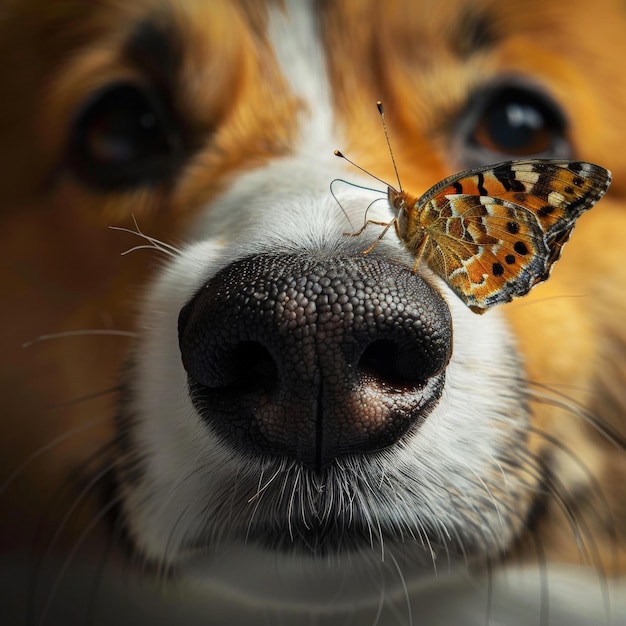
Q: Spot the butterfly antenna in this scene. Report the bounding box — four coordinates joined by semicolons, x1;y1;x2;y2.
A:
329;178;355;229
334;150;393;190
376;101;402;192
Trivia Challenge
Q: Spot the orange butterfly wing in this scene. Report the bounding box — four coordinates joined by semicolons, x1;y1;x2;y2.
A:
422;195;551;312
399;160;611;313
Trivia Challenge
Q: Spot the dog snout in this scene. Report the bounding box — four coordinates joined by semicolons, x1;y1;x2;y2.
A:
178;253;453;471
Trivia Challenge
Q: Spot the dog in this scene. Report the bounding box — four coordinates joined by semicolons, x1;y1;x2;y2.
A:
1;0;626;624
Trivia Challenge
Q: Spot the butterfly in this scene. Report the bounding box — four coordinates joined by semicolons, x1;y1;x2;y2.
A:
335;107;611;314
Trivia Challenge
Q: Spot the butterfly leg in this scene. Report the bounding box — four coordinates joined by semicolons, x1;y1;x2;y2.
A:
411;236;428;274
359;219;398;255
343;219;390;238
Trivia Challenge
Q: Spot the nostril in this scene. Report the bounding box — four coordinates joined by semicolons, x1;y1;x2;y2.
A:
358;339;431;388
182;336;278;393
218;341;278;393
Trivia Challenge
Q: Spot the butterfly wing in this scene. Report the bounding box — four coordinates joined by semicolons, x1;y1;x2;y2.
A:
418;160;611;231
484;159;611;238
417;159;611;312
492;160;611;272
424;195;551;312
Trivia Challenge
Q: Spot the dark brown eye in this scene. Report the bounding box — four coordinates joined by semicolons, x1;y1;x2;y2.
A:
456;82;571;167
68;82;184;190
472;86;563;154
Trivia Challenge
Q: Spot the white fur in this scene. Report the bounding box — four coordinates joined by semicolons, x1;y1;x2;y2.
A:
268;0;336;154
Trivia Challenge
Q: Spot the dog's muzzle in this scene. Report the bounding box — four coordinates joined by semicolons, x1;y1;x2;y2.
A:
178;253;452;471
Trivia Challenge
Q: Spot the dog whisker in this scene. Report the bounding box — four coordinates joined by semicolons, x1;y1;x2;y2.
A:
527;382;626;452
529;425;622;561
388;551;413;626
245;465;269;541
22;329;137;349
519;446;607;576
119;244;174;256
109;215;181;258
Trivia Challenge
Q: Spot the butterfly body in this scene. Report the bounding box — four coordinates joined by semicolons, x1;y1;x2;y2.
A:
381;160;611;313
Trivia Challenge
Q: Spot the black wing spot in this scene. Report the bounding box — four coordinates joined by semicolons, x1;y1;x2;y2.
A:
492;262;504;276
506;221;520;234
505;254;516;265
538;205;555;217
514;241;529;255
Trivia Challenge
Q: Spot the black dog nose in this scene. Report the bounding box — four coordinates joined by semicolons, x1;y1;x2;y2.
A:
178;253;452;471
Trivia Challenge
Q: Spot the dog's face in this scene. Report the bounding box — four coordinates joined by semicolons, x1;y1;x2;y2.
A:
2;0;626;621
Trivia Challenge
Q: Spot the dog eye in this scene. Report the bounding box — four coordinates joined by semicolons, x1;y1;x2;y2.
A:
68;82;183;189
456;83;571;166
